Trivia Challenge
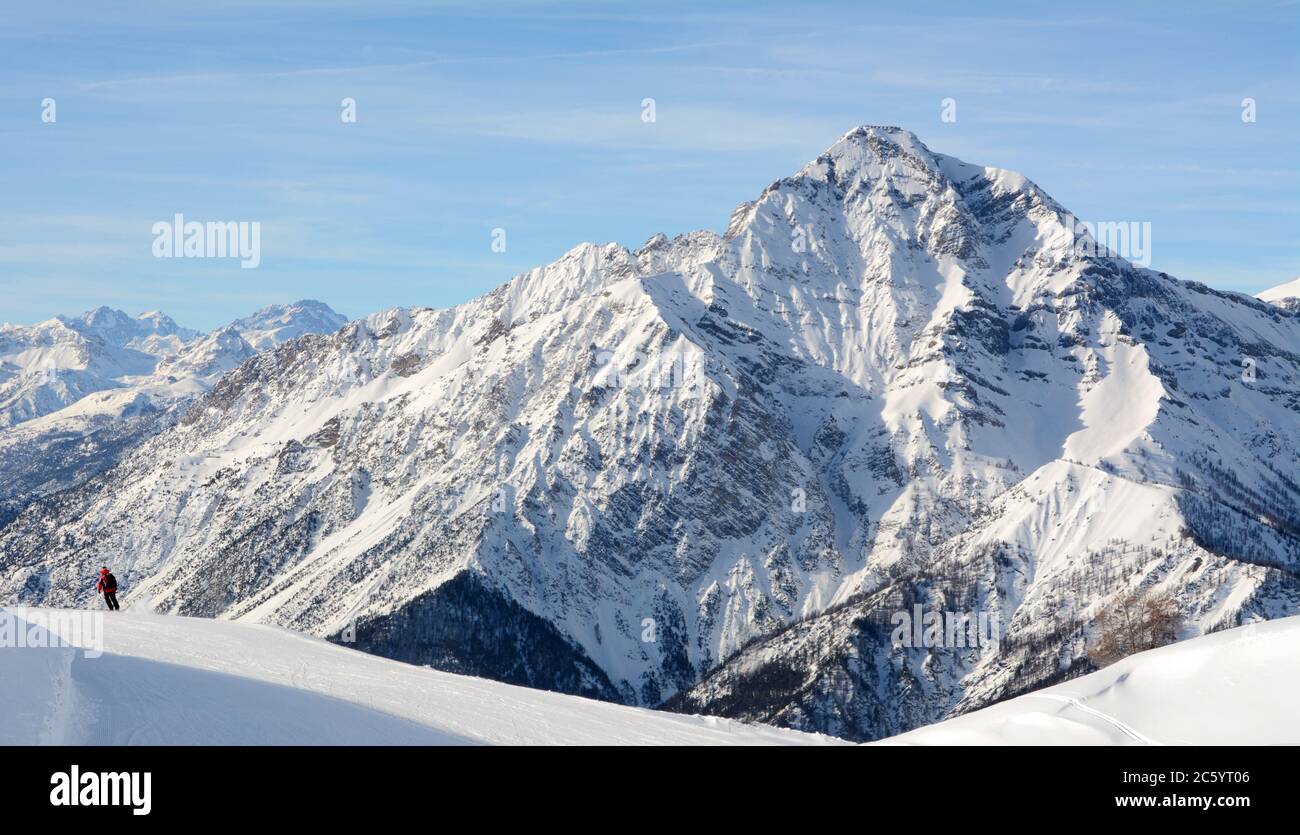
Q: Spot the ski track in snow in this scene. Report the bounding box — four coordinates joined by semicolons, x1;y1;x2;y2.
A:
1025;693;1160;745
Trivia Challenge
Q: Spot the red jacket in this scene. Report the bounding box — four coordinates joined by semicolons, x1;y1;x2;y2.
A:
96;573;117;593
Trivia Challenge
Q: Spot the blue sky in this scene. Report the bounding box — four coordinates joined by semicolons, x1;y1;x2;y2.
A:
2;0;1297;330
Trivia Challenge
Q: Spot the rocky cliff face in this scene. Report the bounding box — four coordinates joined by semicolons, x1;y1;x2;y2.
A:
2;128;1298;739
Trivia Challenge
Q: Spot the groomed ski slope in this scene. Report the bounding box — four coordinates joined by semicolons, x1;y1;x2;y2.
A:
880;615;1300;745
0;607;841;746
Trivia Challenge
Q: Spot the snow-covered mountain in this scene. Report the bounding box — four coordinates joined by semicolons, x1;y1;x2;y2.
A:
0;607;833;745
880;615;1300;745
0;307;196;429
0;301;347;526
1259;278;1300;312
229;300;349;352
0;301;345;431
2;127;1298;741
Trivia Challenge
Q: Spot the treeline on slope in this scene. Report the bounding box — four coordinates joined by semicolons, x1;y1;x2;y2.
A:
1176;450;1300;572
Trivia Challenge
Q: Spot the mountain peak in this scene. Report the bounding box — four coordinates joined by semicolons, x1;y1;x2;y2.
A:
639;232;669;252
804;124;1042;203
78;305;134;329
839;123;921;142
136;309;178;327
244;299;339;319
773;123;954;203
821;124;936;167
230;299;348;350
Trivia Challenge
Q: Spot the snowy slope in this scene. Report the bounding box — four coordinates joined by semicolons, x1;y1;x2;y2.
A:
3;127;1299;741
0;607;837;746
880;615;1300;745
1259;277;1300;310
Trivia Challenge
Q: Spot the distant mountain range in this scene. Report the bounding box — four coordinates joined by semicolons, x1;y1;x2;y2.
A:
0;301;346;525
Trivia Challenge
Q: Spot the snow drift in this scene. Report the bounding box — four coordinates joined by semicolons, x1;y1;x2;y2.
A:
881;614;1300;745
0;607;837;746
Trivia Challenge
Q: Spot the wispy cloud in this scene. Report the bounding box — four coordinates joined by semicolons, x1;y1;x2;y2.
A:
2;0;1296;329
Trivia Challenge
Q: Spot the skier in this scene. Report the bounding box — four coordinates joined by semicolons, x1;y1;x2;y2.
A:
96;567;120;611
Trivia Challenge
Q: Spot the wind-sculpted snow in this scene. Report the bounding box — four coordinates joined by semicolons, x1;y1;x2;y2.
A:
2;128;1299;741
